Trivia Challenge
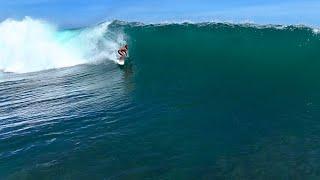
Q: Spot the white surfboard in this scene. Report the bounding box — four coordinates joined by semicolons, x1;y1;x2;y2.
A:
117;59;125;65
117;53;127;66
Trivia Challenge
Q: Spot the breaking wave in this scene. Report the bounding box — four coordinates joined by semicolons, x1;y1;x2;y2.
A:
0;17;125;73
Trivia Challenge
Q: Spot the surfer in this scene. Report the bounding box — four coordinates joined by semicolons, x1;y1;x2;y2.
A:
118;45;128;59
117;44;128;66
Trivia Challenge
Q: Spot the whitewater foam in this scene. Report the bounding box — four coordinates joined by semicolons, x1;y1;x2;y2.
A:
0;17;124;73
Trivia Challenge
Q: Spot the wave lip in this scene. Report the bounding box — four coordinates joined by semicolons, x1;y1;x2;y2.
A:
111;19;320;34
0;17;125;73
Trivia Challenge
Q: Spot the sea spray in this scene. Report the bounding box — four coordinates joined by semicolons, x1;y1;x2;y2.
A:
0;17;125;73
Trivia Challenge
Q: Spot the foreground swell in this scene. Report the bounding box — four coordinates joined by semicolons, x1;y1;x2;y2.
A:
1;21;320;179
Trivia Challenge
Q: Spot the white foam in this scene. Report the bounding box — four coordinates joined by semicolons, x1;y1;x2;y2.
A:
313;28;320;34
0;17;124;73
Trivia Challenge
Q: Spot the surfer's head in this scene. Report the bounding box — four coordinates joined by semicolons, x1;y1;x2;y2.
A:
125;45;128;49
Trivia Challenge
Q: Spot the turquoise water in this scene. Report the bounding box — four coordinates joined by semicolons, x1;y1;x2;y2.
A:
1;21;320;179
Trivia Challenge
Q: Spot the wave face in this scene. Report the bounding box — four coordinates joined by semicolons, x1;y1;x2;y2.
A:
0;17;125;73
114;21;320;108
2;20;320;179
118;21;320;71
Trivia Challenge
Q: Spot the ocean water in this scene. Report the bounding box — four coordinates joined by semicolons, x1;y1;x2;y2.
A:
1;18;320;179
